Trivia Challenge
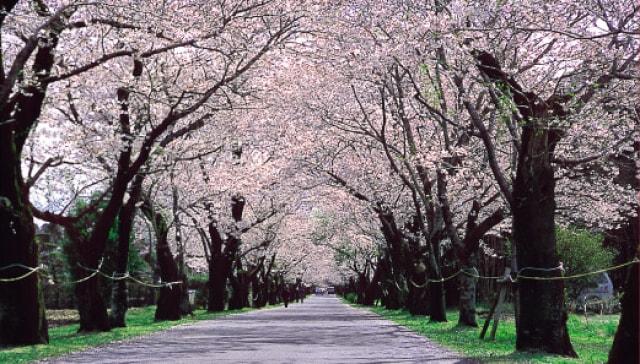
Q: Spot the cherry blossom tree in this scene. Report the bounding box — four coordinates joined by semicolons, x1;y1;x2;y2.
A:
608;109;639;363
2;0;637;358
3;0;303;336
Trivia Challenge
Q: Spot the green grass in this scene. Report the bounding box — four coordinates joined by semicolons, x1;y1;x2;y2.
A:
0;305;269;363
360;303;618;363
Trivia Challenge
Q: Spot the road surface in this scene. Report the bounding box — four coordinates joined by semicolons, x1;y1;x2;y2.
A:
46;296;472;363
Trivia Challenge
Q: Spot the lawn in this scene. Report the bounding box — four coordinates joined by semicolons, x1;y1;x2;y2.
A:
0;305;263;363
363;304;618;363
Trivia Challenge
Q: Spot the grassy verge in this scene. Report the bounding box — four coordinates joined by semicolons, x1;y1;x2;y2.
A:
0;305;273;363
353;302;618;363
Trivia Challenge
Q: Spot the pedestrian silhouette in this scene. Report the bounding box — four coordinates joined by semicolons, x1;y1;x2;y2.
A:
282;286;290;308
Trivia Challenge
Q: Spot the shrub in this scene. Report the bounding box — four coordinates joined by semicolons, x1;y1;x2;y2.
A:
556;226;615;299
343;292;358;304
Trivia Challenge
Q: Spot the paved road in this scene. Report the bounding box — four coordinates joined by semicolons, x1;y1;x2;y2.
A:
47;296;472;363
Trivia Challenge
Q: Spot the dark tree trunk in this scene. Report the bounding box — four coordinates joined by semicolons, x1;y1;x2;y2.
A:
362;263;382;306
208;262;229;311
58;215;111;333
74;83;136;332
232;260;263;309
513;127;576;356
267;276;278;305
608;258;639;364
405;219;429;316
608;126;639;364
356;272;368;305
426;237;447;322
208;222;228;312
458;267;478;327
250;274;263;308
428;280;447;322
383;282;404;309
378;211;408;309
110;176;144;327
407;263;429;316
229;276;249;310
207;196;246;311
0;140;48;345
170;181;192;316
0;16;61;344
229;260;249;310
378;256;402;309
154;213;181;321
75;273;110;332
257;255;275;307
110;200;135;328
140;198;181;321
472;51;576;356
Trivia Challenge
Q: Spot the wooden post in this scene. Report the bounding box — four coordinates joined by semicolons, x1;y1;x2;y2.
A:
480;267;511;340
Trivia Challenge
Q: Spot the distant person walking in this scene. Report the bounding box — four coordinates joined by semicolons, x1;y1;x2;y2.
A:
282;286;291;308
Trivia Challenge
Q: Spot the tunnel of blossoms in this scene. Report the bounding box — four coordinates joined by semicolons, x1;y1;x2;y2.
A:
0;1;638;361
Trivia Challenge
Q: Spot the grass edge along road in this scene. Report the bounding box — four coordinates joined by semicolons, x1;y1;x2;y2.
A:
0;305;277;363
348;301;618;363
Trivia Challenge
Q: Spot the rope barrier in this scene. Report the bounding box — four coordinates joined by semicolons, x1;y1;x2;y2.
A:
0;264;44;282
2;258;638;287
514;259;638;282
405;258;639;288
0;258;181;288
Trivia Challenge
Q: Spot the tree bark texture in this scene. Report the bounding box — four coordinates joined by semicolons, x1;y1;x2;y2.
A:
458;267;479;327
475;50;576;356
0;11;61;343
110;175;144;327
141;199;181;321
0;140;48;344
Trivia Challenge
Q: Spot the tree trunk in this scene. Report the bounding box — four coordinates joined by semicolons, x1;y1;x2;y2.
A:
356;272;368;304
171;180;192;316
74;185;129;332
472;50;575;356
513;127;576;356
110;196;135;328
382;281;404;309
208;226;228;311
458;267;478;327
61;223;110;333
608;124;639;364
428;280;447;322
140;198;181;321
109;278;128;327
208;260;228;311
0;21;61;344
426;245;447;322
110;176;144;327
267;276;278;305
407;264;429;316
229;262;248;310
75;272;110;332
229;277;249;310
362;263;382;306
250;274;262;308
73;84;134;332
154;213;181;321
0;140;48;345
608;258;639;364
378;211;409;309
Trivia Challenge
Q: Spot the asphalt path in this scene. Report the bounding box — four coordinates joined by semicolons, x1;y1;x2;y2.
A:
46;295;472;363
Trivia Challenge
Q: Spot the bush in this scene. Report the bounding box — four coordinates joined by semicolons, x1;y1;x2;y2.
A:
343;292;357;304
187;273;209;309
556;226;615;299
